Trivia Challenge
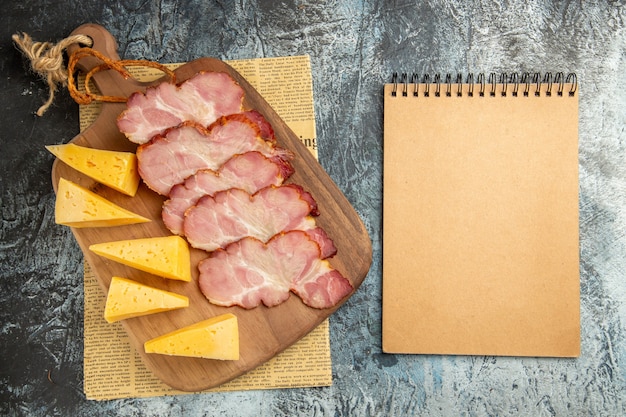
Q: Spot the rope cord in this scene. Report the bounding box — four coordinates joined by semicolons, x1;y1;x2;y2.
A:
12;32;92;115
13;32;176;115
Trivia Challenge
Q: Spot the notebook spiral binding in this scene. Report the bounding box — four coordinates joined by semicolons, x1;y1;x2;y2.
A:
390;72;577;98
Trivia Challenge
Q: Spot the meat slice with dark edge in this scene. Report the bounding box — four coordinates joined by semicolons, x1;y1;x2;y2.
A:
117;71;245;145
137;112;293;196
162;151;294;235
184;184;336;258
198;230;352;309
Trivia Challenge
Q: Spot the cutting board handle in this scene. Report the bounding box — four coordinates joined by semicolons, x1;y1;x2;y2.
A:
67;23;153;100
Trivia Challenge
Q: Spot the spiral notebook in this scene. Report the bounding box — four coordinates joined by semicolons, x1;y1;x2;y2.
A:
382;72;580;357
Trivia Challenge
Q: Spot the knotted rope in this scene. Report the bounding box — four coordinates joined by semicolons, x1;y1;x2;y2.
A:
13;32;176;115
12;32;93;115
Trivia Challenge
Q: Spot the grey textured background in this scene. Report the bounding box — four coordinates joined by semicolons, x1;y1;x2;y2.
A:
1;1;625;416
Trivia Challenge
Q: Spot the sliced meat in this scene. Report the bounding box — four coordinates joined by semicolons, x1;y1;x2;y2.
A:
197;230;352;309
241;109;275;142
184;184;336;258
162;151;294;235
117;71;245;144
137;112;293;195
303;226;337;260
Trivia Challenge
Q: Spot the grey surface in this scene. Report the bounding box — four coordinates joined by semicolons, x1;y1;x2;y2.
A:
1;1;625;416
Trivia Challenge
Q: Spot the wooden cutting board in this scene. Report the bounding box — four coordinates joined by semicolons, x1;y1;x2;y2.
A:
50;23;372;392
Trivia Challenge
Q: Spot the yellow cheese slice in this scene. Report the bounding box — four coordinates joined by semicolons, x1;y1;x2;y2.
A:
104;276;189;323
89;236;191;282
144;314;239;360
55;178;150;227
47;143;140;196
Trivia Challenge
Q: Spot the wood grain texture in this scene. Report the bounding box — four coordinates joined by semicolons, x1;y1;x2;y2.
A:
50;23;371;391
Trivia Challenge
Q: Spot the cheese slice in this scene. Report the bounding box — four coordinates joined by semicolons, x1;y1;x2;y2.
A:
47;143;140;196
55;178;150;227
104;276;189;323
144;314;239;360
89;236;191;281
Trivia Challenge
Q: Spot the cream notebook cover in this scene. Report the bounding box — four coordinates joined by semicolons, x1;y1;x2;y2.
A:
382;72;580;357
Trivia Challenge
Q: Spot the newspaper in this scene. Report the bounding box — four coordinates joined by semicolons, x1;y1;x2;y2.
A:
79;55;332;400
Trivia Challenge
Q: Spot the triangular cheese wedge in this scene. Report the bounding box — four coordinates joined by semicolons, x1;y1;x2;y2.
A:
104;276;189;323
55;178;150;227
89;236;191;281
144;314;239;360
47;143;140;196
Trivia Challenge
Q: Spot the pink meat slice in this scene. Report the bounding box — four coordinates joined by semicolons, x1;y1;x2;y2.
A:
137;112;292;195
241;108;275;142
117;71;245;144
183;184;336;258
197;230;352;309
162;151;294;235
